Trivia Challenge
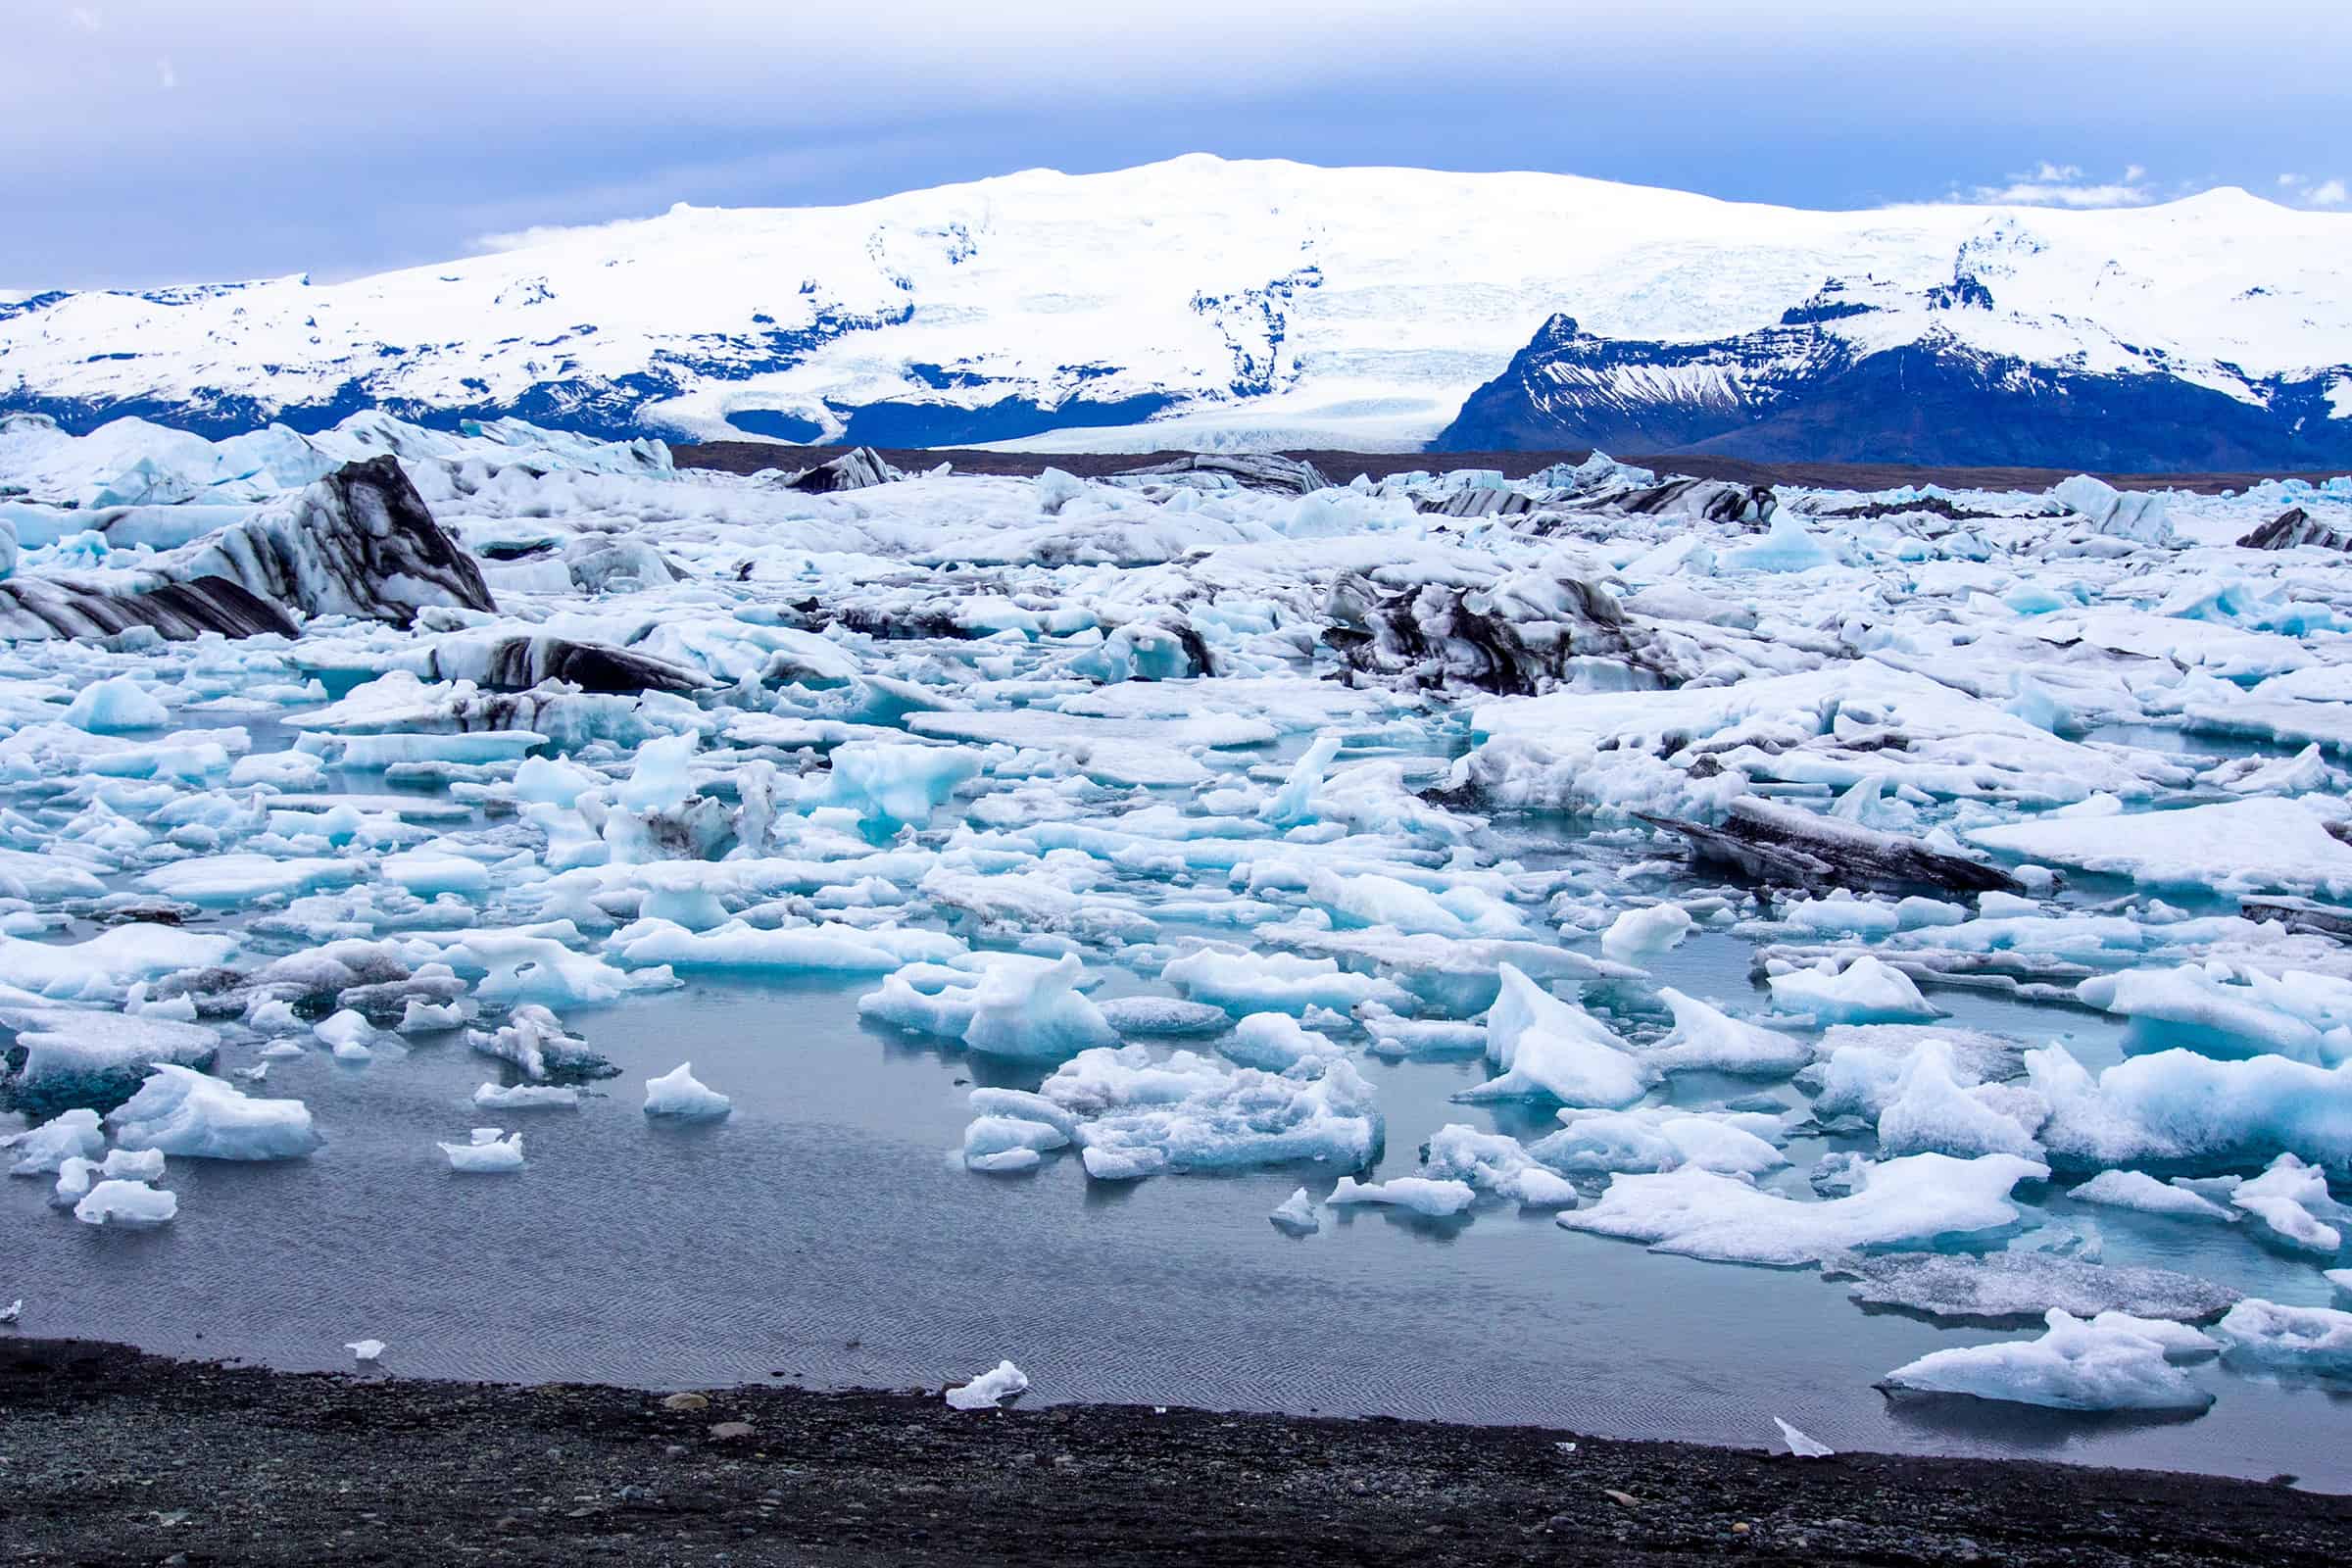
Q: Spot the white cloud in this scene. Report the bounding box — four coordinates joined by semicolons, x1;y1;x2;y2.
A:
155;56;175;89
65;6;101;30
1962;163;2154;208
2276;172;2348;208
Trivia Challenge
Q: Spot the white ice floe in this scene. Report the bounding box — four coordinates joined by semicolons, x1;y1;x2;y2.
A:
1041;1046;1381;1180
1557;1152;2048;1266
1772;1418;1834;1458
1642;989;1810;1077
1455;964;1651;1107
945;1359;1029;1410
1269;1186;1321;1234
3;1108;107;1174
73;1178;178;1227
643;1063;732;1120
1599;903;1691;964
1881;1308;2215;1412
1327;1175;1476;1217
106;1065;319;1160
2211;1299;2352;1378
2068;1170;2237;1223
1767;956;1938;1024
441;1128;525;1171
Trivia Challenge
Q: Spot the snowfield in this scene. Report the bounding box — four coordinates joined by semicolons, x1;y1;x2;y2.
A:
4;411;2352;1436
3;156;2348;461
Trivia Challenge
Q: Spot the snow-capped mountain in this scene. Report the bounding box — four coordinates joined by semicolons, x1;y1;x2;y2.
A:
4;157;2348;467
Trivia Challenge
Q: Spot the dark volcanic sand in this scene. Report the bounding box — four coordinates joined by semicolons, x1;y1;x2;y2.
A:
4;1339;2348;1566
668;441;2342;497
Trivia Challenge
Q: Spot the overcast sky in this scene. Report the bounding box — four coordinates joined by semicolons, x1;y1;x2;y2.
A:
12;0;2351;289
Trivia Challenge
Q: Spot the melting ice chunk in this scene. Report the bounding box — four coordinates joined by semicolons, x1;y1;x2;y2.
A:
1880;1308;2214;1412
643;1062;731;1120
945;1359;1029;1410
441;1129;524;1172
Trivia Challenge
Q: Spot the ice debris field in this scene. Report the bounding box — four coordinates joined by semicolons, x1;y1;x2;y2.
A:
5;411;2352;1475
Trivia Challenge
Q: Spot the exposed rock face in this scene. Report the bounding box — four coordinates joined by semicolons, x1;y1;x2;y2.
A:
165;455;494;627
1438;311;2352;470
1113;453;1332;496
1640;796;2024;895
785;447;905;493
1323;570;1684;697
2238;507;2352;552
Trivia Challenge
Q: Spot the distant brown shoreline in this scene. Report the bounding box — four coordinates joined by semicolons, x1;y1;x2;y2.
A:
671;440;2346;497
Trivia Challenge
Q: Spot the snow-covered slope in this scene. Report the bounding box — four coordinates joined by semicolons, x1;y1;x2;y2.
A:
3;157;2349;465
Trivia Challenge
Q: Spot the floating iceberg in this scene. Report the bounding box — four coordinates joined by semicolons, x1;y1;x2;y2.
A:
643;1063;731;1120
1557;1152;2048;1267
441;1128;526;1172
1456;964;1652;1107
73;1178;178;1227
1881;1309;2213;1412
106;1065;320;1160
1327;1175;1477;1217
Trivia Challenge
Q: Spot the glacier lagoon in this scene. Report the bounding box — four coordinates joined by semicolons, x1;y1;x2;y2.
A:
4;416;2352;1487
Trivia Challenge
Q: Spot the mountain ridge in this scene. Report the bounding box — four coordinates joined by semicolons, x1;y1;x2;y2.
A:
4;155;2347;469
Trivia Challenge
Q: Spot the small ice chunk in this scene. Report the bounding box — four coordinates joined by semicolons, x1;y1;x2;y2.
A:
1874;1040;2043;1160
1535;1105;1786;1178
1456;964;1651;1107
1269;1186;1320;1234
1880;1308;2213;1411
347;1339;386;1364
1645;989;1809;1077
2214;1298;2352;1377
1097;996;1230;1037
106;1064;318;1160
74;1178;178;1226
1222;1012;1347;1072
1161;947;1410;1016
1839;1251;2241;1323
2230;1153;2344;1253
961;954;1116;1062
1773;1417;1834;1458
4;1107;106;1174
945;1358;1029;1409
65;675;169;733
472;1082;580;1110
961;1115;1068;1172
1043;1046;1380;1175
399;998;469;1034
1600;904;1692;963
1768;956;1937;1024
1327;1175;1476;1217
440;1129;524;1171
99;1147;166;1181
1422;1123;1581;1206
317;1008;374;1060
1559;1152;2047;1266
2070;1170;2236;1222
643;1062;731;1120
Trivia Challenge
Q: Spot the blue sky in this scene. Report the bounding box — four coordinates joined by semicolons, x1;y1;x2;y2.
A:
11;0;2350;289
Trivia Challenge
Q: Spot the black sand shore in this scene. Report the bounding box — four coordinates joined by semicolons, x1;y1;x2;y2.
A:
3;1338;2347;1566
